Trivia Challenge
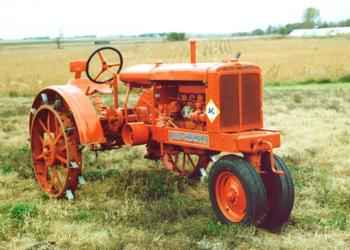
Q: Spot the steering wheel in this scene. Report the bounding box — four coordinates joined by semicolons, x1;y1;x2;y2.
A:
86;47;123;84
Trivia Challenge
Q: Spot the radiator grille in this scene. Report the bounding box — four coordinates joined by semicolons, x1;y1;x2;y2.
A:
219;73;261;131
219;74;239;128
242;74;261;124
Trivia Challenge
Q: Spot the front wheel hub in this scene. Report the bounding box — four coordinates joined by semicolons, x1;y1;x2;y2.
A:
215;171;247;222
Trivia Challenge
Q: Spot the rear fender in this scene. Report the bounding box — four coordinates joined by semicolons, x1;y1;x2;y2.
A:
30;84;105;145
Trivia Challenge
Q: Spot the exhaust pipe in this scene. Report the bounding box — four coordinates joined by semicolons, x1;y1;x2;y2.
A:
190;39;197;64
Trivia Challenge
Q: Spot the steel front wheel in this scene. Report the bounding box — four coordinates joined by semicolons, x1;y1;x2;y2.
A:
260;154;295;229
208;155;267;225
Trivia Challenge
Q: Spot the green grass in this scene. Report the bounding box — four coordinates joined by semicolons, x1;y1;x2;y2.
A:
338;74;350;83
266;74;350;87
1;38;350;248
2;81;350;248
8;202;38;222
0;145;33;178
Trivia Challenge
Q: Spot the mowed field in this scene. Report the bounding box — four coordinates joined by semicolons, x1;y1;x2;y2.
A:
1;38;350;249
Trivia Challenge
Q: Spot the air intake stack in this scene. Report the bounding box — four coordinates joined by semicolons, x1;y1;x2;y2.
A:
190;40;197;64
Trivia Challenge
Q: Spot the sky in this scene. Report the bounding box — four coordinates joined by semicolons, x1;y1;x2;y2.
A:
0;0;349;39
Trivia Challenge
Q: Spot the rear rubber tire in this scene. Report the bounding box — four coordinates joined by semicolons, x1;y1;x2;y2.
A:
208;155;268;226
260;154;295;229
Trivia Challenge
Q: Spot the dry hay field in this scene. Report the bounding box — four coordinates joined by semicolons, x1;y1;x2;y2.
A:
1;38;350;249
0;37;350;96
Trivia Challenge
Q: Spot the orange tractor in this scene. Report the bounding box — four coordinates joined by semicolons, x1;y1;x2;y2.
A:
29;40;294;228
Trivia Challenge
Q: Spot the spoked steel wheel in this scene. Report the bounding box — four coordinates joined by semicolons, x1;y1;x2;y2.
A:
30;104;81;198
162;147;210;179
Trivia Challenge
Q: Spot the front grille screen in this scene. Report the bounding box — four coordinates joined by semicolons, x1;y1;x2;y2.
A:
219;74;239;128
242;74;261;124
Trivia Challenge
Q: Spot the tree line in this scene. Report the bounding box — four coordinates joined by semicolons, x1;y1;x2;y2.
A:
139;32;186;41
141;7;349;40
233;7;350;36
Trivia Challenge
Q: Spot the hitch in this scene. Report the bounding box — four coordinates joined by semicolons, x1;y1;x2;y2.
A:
251;139;284;176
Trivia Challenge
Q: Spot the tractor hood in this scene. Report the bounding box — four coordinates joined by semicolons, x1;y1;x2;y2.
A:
119;62;260;84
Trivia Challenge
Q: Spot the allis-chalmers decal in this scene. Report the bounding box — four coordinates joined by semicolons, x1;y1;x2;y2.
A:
169;131;209;145
206;99;220;123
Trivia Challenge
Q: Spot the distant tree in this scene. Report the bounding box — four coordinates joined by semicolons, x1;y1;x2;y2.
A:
55;37;61;49
166;32;186;41
232;9;349;38
317;19;350;28
94;40;111;45
265;25;275;34
277;26;290;35
23;36;50;40
282;23;303;34
231;31;250;37
318;22;329;28
251;29;265;36
139;33;156;38
56;29;64;49
338;19;350;27
74;35;96;39
302;7;320;28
